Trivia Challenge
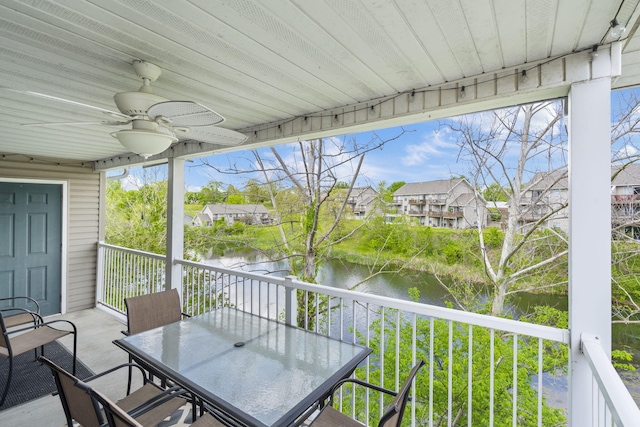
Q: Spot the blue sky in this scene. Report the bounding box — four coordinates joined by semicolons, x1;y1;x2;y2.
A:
122;87;640;192
182;121;465;192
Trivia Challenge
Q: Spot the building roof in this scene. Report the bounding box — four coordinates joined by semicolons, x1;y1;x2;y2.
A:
450;192;477;206
350;186;378;197
204;204;270;215
394;179;466;196
193;213;211;222
612;164;640;186
527;170;568;191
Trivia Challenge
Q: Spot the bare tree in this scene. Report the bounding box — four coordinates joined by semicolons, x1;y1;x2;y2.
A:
253;133;405;280
199;131;407;282
610;91;640;324
445;102;569;316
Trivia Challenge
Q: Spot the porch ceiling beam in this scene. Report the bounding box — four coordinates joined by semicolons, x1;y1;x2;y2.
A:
95;43;620;171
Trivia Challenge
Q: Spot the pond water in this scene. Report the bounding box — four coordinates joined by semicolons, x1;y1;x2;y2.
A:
204;250;640;402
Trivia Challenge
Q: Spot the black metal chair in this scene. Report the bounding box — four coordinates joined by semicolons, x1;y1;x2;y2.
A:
40;356;223;427
311;360;425;427
0;311;77;406
123;289;190;391
40;357;222;427
0;296;41;329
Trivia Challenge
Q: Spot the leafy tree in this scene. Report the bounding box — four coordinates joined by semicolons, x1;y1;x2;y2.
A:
483;183;510;201
198;181;226;204
338;290;567;426
243;179;271;204
105;179;168;254
384;181;406;202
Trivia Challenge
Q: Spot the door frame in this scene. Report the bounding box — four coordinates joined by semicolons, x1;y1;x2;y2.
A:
0;178;68;314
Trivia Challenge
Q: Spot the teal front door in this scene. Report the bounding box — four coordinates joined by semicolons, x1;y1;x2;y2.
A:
0;182;62;316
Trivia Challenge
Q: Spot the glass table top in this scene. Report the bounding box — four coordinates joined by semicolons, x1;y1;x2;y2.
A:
116;308;371;427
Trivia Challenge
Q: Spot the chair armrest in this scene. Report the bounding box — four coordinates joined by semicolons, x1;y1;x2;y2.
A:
0;296;40;313
84;363;149;383
181;312;191;318
0;307;43;323
327;378;397;406
127;385;190;418
5;318;76;336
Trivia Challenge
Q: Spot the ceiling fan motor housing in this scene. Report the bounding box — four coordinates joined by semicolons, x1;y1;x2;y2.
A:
113;91;169;116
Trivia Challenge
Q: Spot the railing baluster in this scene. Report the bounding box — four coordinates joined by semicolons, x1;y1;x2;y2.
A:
429;316;434;427
538;338;543;427
513;333;518;427
380;307;385;422
468;324;473;427
448;320;453;427
490;328;495;427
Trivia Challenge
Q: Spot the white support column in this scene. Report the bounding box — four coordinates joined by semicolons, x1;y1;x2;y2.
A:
166;158;185;294
567;78;612;427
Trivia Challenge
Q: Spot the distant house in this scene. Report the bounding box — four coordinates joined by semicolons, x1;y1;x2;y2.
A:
392;178;487;228
345;186;379;219
192;213;212;227
194;204;273;226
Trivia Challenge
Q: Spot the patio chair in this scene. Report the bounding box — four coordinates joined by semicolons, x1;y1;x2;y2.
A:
0;296;42;328
40;356;222;427
124;289;189;335
310;360;425;427
123;289;190;392
0;311;77;406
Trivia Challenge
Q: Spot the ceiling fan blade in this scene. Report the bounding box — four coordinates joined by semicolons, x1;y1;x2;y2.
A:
0;86;130;120
147;101;225;127
21;120;131;127
178;125;248;146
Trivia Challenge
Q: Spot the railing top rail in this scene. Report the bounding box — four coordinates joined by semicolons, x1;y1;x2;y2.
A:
582;334;640;426
99;242;166;261
288;276;569;344
176;257;569;344
177;258;288;284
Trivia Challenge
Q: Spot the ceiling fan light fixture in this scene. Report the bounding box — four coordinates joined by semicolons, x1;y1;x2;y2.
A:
111;129;177;158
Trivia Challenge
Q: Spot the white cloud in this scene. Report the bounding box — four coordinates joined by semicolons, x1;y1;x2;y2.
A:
121;175;143;191
401;129;457;167
613;144;638;160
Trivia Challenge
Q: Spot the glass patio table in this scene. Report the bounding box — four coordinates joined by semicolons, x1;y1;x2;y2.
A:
113;307;372;427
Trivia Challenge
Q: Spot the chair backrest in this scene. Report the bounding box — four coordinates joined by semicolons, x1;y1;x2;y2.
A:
0;312;9;352
378;360;426;427
89;388;144;427
124;289;183;334
40;356;105;427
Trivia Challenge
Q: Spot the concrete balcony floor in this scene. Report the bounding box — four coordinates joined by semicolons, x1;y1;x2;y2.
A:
0;308;147;426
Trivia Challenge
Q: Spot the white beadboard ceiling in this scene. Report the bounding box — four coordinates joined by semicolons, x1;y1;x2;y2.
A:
1;0;640;168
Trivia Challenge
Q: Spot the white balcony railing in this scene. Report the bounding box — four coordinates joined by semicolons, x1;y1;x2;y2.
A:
96;243;640;426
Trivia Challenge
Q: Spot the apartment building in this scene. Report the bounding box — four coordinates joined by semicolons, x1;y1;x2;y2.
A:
391;178;487;228
611;164;640;238
345;186;379;219
518;170;569;233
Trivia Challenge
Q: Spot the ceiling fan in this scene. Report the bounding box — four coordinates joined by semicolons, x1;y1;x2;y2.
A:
14;60;248;158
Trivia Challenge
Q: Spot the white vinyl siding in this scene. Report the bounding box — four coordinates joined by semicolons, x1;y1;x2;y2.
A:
0;159;101;313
